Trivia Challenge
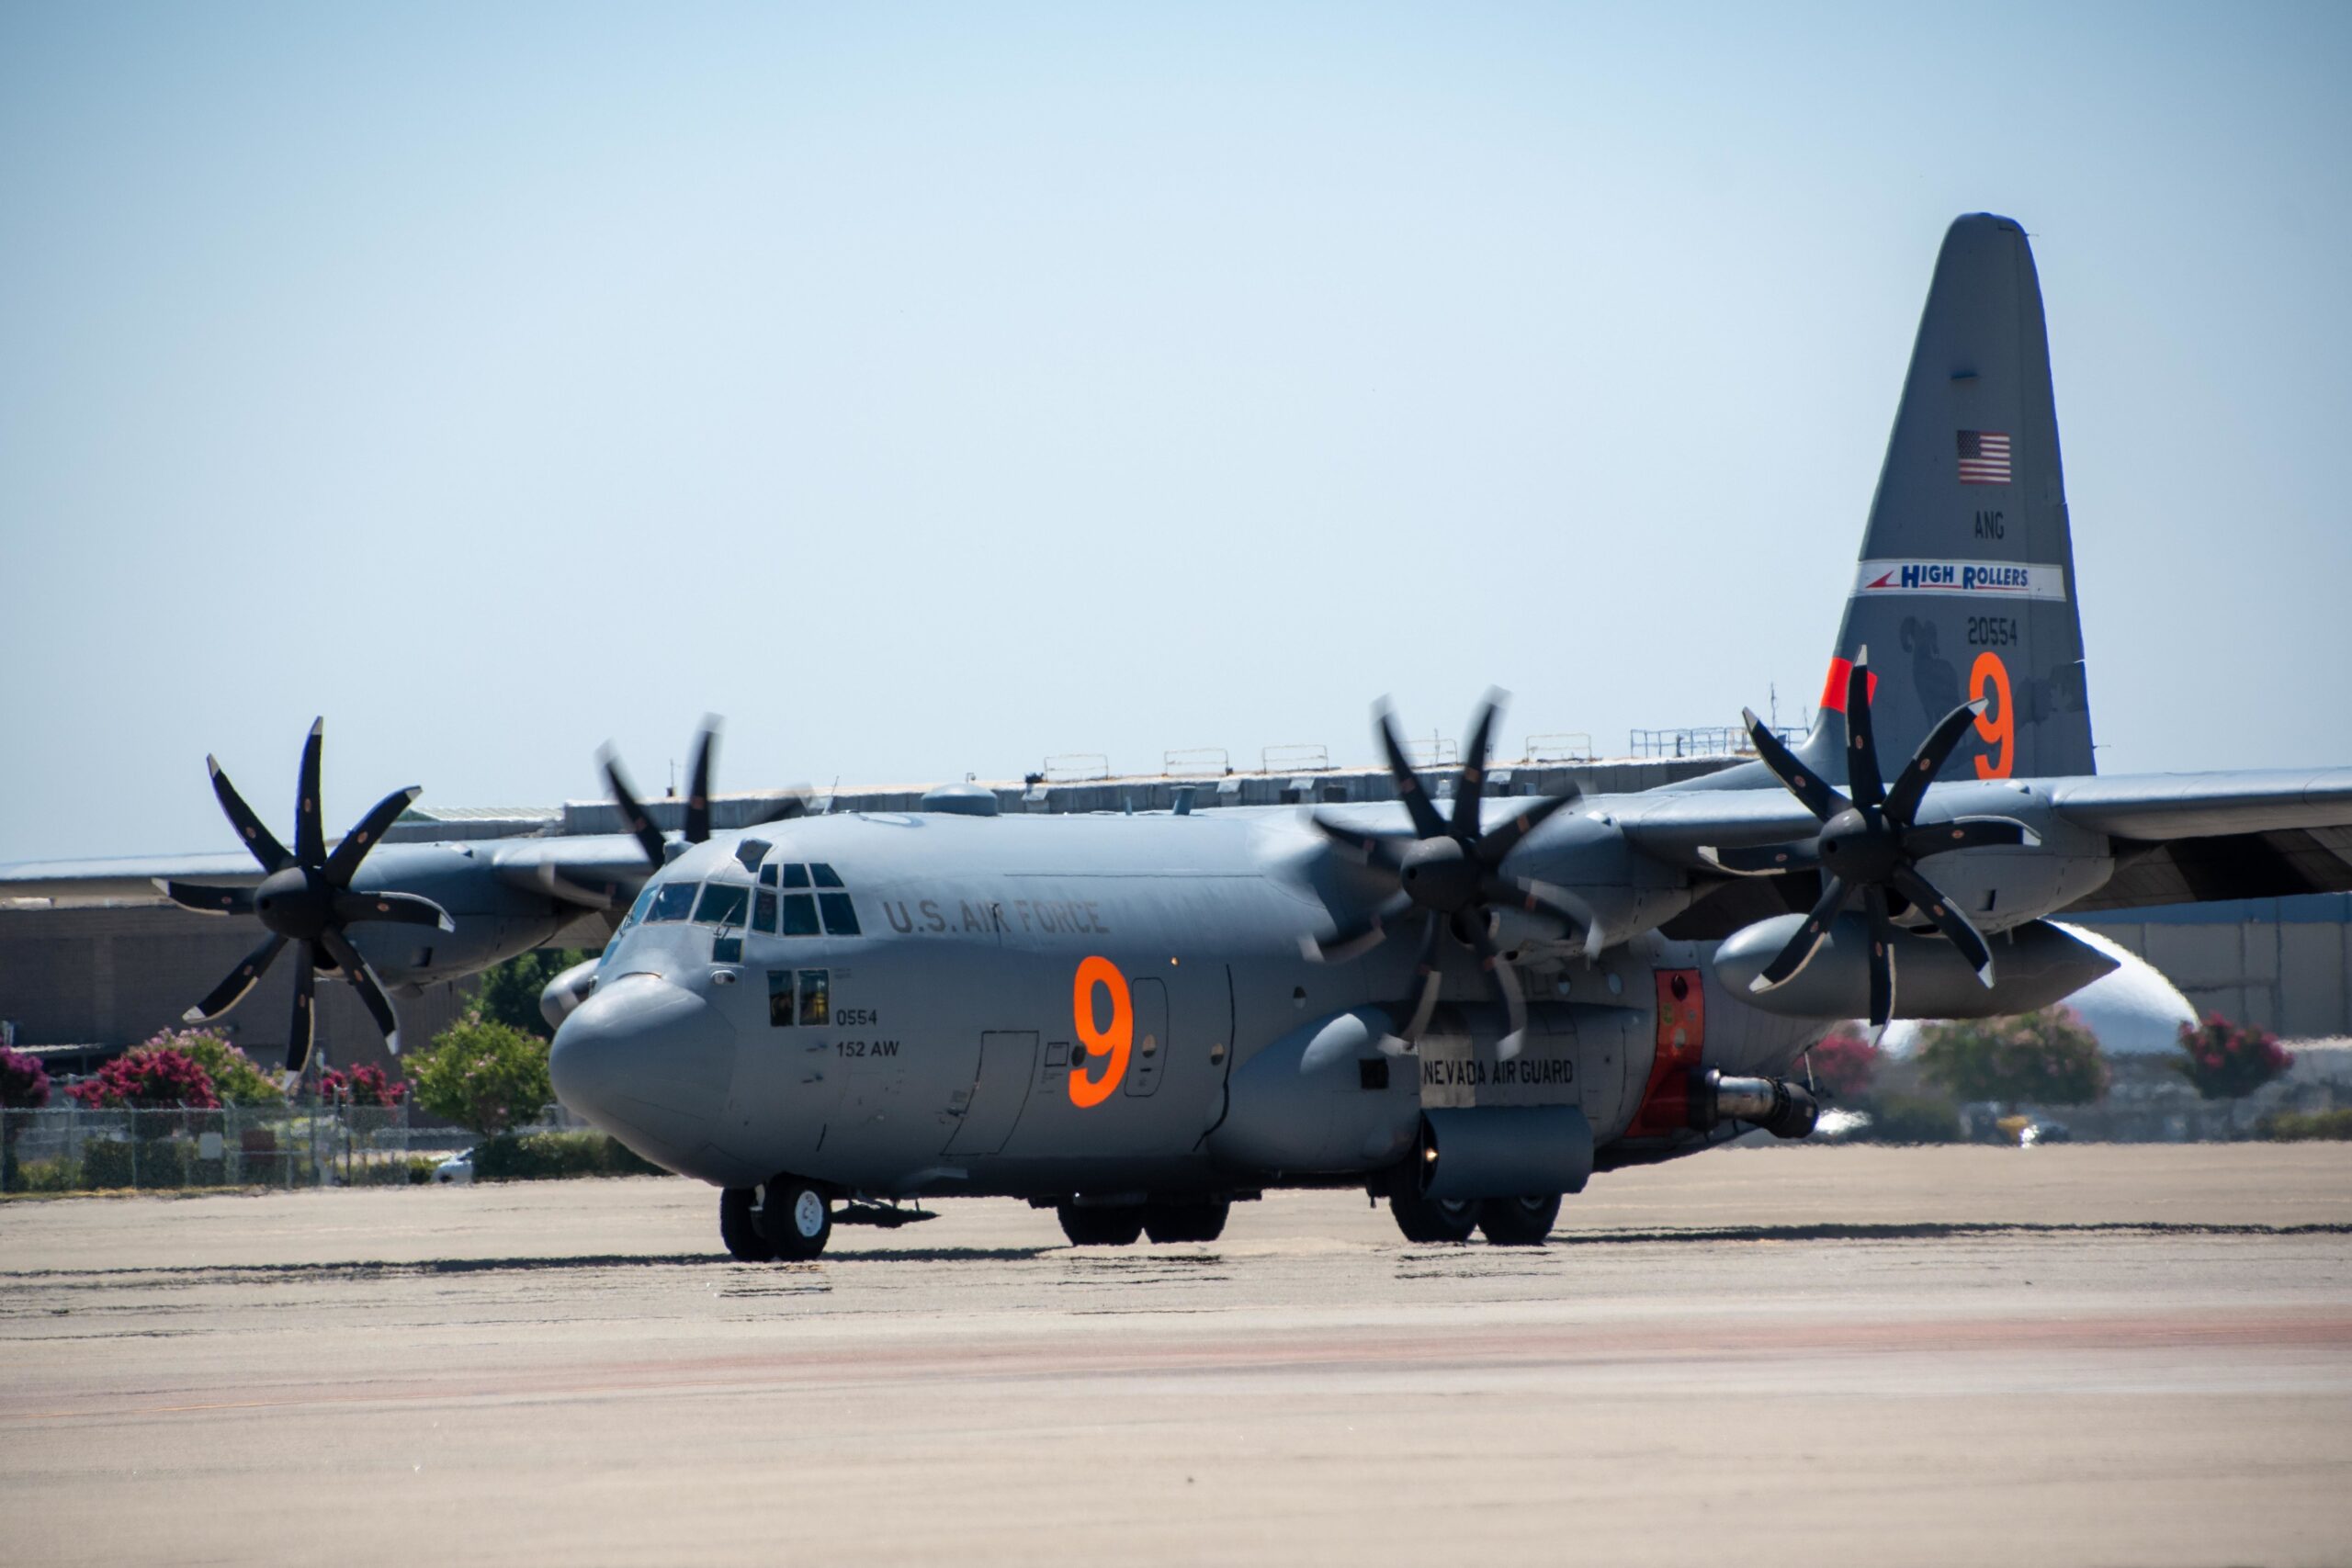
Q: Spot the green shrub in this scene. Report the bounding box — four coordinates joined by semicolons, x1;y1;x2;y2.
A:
475;948;602;1041
470;1130;666;1181
1852;1092;1964;1145
2257;1108;2352;1143
407;1011;551;1136
6;1156;79;1193
1917;1007;2109;1111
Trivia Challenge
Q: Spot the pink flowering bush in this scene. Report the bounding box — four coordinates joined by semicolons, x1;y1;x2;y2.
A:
1808;1025;1880;1100
0;1045;51;1111
2175;1013;2292;1100
319;1064;407;1108
67;1045;220;1111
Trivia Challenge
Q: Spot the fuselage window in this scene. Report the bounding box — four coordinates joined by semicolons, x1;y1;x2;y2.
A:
766;969;794;1027
818;893;861;936
798;969;830;1026
811;863;844;888
695;883;750;928
780;863;811;890
647;882;699;923
752;888;777;934
781;893;820;936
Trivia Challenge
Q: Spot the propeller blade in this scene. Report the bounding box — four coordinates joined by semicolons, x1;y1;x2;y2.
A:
158;880;254;916
1886;863;1996;987
1742;709;1845;824
1696;841;1818;877
323;785;422;887
1452;693;1503;838
1473;789;1580;865
1884;696;1991;828
752;792;811;826
1398;915;1444;1043
685;717;719;844
285;947;317;1076
1375;705;1448;840
208;757;292;874
600;748;668;870
1863;885;1895;1031
1477;873;1598;953
317;926;401;1051
1469;923;1529;1061
1748;874;1850;993
333;889;453;931
184;931;288;1022
1311;814;1410;872
1309;889;1416;963
294;717;326;866
1902;817;2038;859
1843;655;1885;813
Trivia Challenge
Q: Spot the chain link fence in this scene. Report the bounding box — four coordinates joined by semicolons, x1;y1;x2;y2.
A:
0;1104;472;1192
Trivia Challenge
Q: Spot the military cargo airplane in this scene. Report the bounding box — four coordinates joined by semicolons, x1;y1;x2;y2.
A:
539;213;2352;1257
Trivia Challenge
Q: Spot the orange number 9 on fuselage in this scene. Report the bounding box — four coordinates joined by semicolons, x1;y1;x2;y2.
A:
1971;650;2015;779
1069;956;1133;1108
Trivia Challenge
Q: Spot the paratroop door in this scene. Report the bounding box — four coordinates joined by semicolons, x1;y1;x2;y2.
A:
944;1031;1037;1155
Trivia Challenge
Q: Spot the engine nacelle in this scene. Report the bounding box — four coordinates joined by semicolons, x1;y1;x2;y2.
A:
538;957;603;1033
1711;914;2116;1021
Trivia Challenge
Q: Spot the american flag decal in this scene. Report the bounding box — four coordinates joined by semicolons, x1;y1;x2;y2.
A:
1956;429;2012;484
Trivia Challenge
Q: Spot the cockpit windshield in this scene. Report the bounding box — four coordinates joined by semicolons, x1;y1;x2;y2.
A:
646;882;698;923
694;883;751;928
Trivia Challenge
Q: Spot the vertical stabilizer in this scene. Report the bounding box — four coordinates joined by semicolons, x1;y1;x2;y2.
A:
1827;214;2094;781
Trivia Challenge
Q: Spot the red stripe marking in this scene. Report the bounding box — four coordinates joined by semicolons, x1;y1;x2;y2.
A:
1819;657;1880;715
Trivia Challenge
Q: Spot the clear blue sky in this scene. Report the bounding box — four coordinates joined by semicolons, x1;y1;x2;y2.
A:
2;3;2346;863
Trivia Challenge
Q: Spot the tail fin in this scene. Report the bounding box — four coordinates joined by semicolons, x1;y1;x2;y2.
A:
1826;213;2094;781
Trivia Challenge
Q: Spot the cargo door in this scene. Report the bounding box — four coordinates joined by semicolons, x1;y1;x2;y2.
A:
944;1031;1037;1155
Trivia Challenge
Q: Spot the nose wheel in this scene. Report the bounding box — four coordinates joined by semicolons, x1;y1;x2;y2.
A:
754;1177;833;1259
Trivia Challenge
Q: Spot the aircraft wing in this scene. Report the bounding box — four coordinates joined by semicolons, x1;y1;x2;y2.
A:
487;835;659;911
2051;768;2352;911
1609;792;1827;872
0;852;264;904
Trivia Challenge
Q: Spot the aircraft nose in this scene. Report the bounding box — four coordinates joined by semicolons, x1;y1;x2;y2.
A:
550;971;738;1164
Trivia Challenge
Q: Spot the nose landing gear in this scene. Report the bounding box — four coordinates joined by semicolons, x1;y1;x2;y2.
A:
751;1177;833;1260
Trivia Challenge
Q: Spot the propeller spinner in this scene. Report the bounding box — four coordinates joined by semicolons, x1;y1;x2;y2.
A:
1707;651;2038;1032
1307;694;1589;1061
163;719;452;1079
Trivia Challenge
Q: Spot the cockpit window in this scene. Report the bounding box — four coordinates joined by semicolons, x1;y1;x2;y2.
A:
752;888;777;934
818;893;860;936
811;863;844;888
647;882;698;923
780;863;810;889
616;883;658;934
695;883;750;928
758;863;779;887
780;893;820;936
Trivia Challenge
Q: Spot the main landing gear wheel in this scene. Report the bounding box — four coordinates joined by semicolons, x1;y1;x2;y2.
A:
719;1187;777;1261
1057;1204;1146;1247
756;1177;832;1260
1476;1194;1562;1247
1388;1180;1478;1245
1141;1200;1230;1244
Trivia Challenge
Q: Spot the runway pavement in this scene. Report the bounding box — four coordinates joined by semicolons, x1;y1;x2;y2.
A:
5;1145;2350;1566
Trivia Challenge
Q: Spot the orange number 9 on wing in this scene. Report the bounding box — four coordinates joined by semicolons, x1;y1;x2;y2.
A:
1971;650;2014;780
1069;956;1133;1108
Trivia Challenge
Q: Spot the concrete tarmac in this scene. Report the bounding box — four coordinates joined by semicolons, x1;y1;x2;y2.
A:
5;1145;2351;1566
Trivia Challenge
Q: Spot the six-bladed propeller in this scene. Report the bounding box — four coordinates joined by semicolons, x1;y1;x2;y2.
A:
599;716;807;874
163;719;452;1080
1708;650;2037;1032
1306;694;1589;1061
